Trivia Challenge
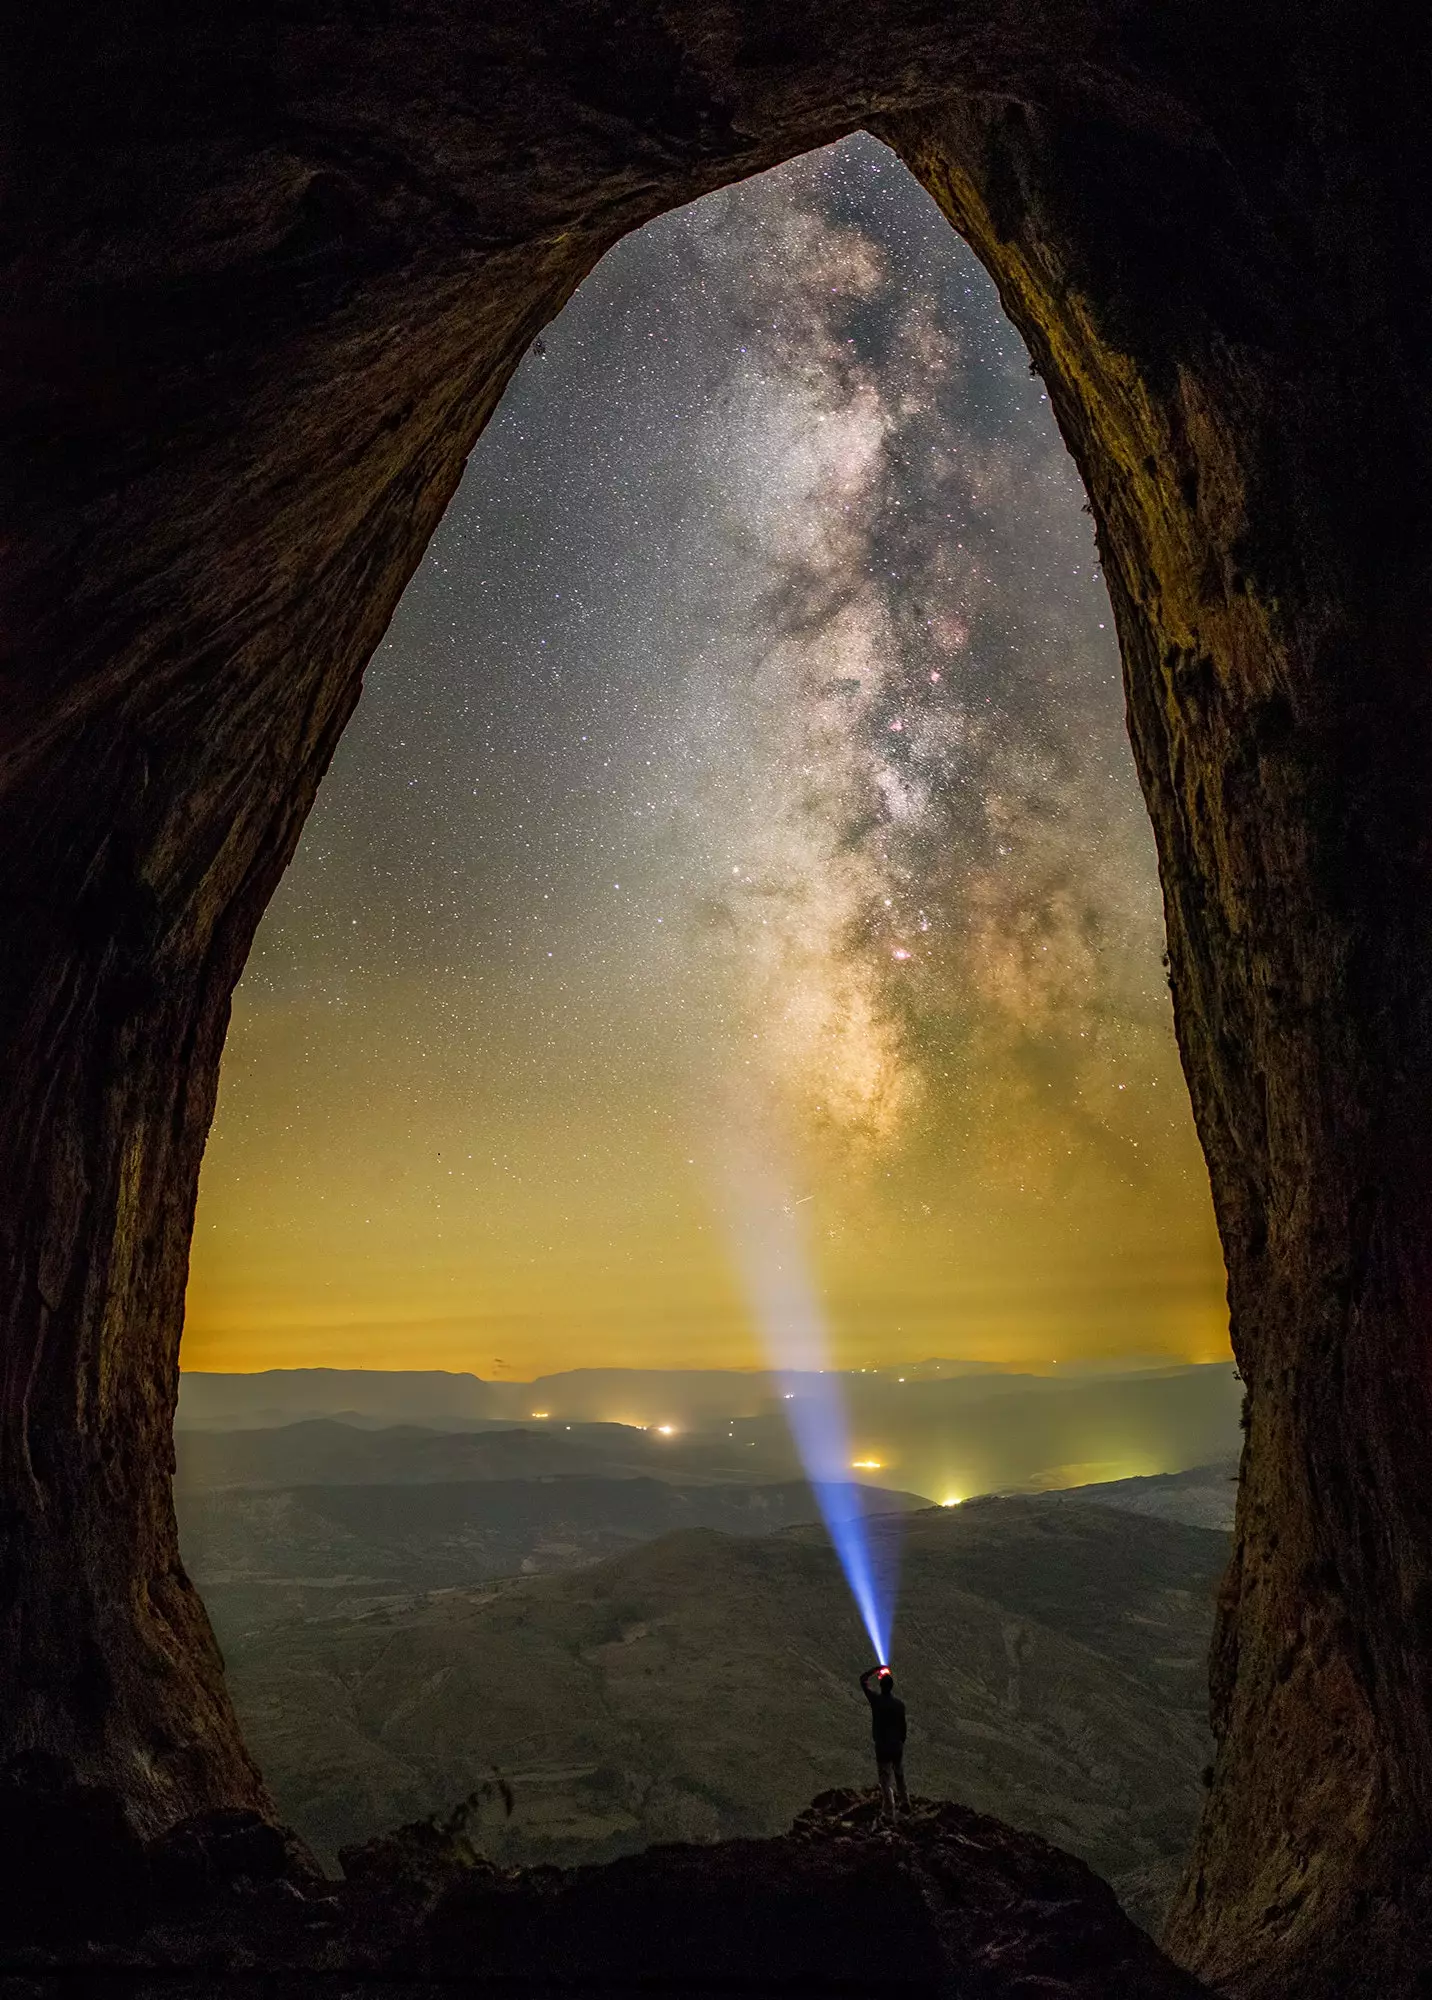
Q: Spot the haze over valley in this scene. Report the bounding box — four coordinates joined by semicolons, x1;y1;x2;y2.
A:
180;1360;1240;1508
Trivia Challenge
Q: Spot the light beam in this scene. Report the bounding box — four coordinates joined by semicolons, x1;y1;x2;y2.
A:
721;1143;898;1663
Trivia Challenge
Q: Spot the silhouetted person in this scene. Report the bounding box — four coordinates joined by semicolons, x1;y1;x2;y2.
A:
860;1665;909;1818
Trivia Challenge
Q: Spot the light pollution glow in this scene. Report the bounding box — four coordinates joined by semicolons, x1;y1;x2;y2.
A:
183;137;1229;1382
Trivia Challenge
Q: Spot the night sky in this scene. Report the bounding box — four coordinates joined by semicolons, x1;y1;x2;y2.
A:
184;136;1228;1379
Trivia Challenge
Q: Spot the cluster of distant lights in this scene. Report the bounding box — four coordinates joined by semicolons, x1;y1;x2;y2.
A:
528;1407;964;1506
530;1410;676;1436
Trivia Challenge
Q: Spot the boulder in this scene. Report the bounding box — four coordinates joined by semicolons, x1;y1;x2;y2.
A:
417;1791;1213;1997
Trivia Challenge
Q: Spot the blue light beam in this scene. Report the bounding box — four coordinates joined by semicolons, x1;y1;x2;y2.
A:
724;1163;897;1665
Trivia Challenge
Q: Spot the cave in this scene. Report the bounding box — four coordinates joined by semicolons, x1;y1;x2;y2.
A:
4;5;1432;1995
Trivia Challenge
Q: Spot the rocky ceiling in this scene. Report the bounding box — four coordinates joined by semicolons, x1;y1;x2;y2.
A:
3;4;1432;1995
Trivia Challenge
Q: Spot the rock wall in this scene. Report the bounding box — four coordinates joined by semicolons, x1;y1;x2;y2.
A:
3;4;1431;1992
881;59;1432;1993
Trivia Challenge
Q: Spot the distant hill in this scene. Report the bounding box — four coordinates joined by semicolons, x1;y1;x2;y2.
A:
502;1363;1008;1427
177;1364;1243;1501
177;1369;496;1429
177;1471;925;1629
214;1499;1224;1933
175;1416;811;1491
176;1362;1012;1432
1045;1461;1240;1533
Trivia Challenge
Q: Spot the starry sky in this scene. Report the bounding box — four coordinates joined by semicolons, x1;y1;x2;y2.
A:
183;135;1230;1380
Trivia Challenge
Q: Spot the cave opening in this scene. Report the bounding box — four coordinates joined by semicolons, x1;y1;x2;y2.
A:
174;131;1233;1914
185;133;1226;1411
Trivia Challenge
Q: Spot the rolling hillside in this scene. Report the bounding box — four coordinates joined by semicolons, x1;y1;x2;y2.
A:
178;1471;923;1628
214;1496;1225;1932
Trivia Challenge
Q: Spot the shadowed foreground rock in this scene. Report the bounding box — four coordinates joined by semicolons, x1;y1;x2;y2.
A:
416;1792;1214;1997
0;1786;1210;1998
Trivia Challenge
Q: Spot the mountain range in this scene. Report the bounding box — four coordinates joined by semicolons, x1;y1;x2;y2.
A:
178;1362;1243;1504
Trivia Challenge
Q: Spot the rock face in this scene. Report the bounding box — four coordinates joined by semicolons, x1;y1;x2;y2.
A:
0;1754;319;1950
415;1791;1214;1997
0;1783;1213;1998
883;82;1432;2000
3;4;1432;1995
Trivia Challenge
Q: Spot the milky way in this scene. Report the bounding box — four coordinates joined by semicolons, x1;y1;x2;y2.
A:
185;136;1228;1375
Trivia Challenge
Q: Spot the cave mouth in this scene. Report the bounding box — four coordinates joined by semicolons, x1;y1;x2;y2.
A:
6;13;1432;1997
174;132;1232;1918
187;133;1225;1411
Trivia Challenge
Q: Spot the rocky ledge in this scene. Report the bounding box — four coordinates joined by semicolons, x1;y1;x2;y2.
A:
0;1765;1212;1997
